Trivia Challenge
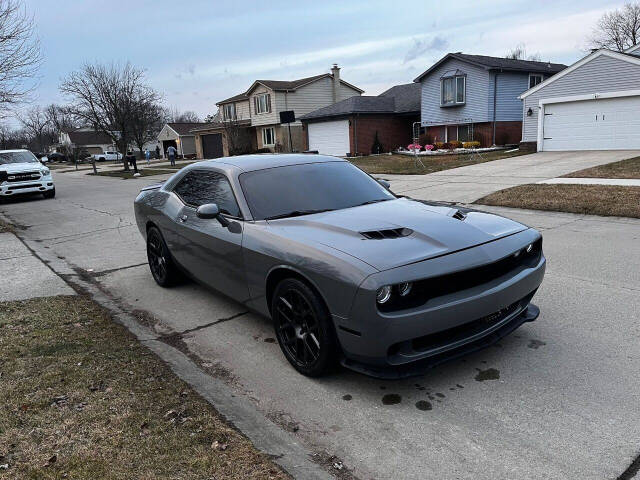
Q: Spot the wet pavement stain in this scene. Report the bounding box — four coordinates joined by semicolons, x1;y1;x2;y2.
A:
435;392;445;398
263;337;276;343
475;368;500;382
381;394;402;405
415;400;432;411
342;394;353;401
456;384;464;389
528;339;546;349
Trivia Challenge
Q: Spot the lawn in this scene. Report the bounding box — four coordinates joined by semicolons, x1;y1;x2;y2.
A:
0;295;288;479
350;149;526;175
88;168;177;179
562;156;640;179
475;184;640;218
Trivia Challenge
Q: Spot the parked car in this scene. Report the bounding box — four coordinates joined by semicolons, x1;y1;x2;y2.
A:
0;149;55;199
47;152;69;163
134;154;545;377
91;151;122;162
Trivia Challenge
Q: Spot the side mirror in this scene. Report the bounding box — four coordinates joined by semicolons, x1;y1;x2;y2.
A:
377;179;391;189
196;203;229;227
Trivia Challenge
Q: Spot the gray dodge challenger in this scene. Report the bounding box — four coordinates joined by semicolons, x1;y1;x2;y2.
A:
134;154;546;378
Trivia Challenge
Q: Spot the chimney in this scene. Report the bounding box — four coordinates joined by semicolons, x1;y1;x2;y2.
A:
331;64;340;103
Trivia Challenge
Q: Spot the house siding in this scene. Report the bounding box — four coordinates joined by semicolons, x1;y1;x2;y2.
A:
275;77;360;126
522;54;640;141
249;85;278;126
490;72;532;122
420;58;491;125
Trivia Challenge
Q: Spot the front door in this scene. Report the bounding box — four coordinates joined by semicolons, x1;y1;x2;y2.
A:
170;170;247;301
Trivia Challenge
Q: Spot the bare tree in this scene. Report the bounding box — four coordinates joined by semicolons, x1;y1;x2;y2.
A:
45;103;77;133
0;0;41;115
221;118;252;156
589;2;640;51
60;62;160;171
167;107;201;123
130;100;163;157
506;43;542;61
17;105;52;152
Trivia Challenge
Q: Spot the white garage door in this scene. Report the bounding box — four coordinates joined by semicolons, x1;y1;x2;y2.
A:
308;120;350;157
542;96;640;151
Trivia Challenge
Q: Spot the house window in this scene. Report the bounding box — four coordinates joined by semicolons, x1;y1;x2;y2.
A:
457;124;471;142
254;93;271;114
529;74;543;89
223;103;236;121
441;76;465;106
262;127;275;146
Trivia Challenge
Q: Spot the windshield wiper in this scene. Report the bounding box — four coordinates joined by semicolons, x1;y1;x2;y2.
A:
264;208;334;220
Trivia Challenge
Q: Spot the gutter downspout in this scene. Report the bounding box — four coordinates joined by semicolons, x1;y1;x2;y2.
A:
492;69;501;146
353;114;358;156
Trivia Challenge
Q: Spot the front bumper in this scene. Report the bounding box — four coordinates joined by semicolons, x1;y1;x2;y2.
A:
0;176;54;196
334;228;546;377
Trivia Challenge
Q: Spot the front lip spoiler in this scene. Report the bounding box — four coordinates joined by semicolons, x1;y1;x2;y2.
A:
340;303;540;379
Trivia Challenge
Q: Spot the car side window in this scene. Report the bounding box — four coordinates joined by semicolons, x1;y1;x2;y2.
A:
173;171;241;218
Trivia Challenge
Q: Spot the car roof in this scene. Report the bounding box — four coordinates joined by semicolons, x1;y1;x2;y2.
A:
0;149;31;153
201;153;347;173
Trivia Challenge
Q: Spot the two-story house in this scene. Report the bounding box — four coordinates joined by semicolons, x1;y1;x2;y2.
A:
192;65;363;158
414;53;567;146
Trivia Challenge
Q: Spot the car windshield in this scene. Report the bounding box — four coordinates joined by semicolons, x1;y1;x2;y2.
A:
0;151;39;165
239;161;395;220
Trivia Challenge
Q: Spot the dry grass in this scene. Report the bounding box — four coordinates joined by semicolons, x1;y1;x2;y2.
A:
475;184;640;218
0;218;14;233
562;156;640;179
87;168;176;179
350;149;527;175
0;296;289;479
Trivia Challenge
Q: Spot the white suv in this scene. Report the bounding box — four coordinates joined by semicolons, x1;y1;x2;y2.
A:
0;149;55;199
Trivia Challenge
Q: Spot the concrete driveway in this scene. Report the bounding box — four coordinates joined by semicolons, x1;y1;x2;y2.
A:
382;150;640;203
2;168;640;480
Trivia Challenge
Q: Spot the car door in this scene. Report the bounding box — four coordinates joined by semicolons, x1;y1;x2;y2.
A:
170;170;248;301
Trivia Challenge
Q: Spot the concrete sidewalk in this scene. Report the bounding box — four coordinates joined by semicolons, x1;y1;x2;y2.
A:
538;177;640;186
0;230;75;301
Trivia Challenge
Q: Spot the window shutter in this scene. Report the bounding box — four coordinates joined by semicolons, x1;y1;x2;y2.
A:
267;94;271;113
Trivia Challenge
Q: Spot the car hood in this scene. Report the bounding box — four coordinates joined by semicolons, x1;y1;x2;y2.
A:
0;162;43;173
267;198;528;271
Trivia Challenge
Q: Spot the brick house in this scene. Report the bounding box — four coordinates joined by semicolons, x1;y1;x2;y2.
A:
300;83;420;156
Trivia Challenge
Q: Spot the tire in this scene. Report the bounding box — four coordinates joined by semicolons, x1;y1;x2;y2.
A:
146;226;182;287
43;187;55;199
272;278;338;377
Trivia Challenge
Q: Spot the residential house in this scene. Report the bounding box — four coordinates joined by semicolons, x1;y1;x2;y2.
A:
55;128;115;155
157;122;206;158
193;65;363;159
300;83;420;156
519;46;640;151
414;53;567;146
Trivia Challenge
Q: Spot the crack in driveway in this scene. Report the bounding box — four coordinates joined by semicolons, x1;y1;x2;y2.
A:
156;311;250;342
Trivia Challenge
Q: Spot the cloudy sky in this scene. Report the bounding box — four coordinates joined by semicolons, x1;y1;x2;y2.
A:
24;0;624;119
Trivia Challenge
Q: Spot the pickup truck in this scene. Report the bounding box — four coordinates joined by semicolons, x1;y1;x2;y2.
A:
0;149;55;199
91;151;122;162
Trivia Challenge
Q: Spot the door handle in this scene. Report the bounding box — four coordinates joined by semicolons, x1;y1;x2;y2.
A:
179;214;188;223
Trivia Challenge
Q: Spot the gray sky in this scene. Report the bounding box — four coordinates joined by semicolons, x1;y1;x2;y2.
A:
25;0;624;119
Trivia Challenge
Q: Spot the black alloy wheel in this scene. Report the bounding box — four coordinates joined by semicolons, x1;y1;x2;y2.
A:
146;227;180;287
272;278;338;376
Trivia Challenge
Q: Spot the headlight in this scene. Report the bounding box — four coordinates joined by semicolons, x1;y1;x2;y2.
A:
398;282;412;297
376;285;392;304
41;167;50;176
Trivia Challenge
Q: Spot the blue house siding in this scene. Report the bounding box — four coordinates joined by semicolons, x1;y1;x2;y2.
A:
420;58;491;125
490;72;530;121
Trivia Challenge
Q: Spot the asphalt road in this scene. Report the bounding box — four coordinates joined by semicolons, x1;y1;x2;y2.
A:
2;167;640;480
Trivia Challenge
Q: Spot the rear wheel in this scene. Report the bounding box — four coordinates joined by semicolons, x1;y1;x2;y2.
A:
272;278;338;377
43;188;55;199
146;226;181;287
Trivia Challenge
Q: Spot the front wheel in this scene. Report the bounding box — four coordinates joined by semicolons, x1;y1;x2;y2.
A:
272;278;338;377
43;188;55;199
146;226;182;287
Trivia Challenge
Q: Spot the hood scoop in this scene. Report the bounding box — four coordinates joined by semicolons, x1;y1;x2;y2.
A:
360;227;413;240
452;209;467;221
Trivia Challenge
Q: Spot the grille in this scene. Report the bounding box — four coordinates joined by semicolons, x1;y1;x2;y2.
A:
360;228;413;240
378;238;542;312
8;183;42;190
6;171;41;183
